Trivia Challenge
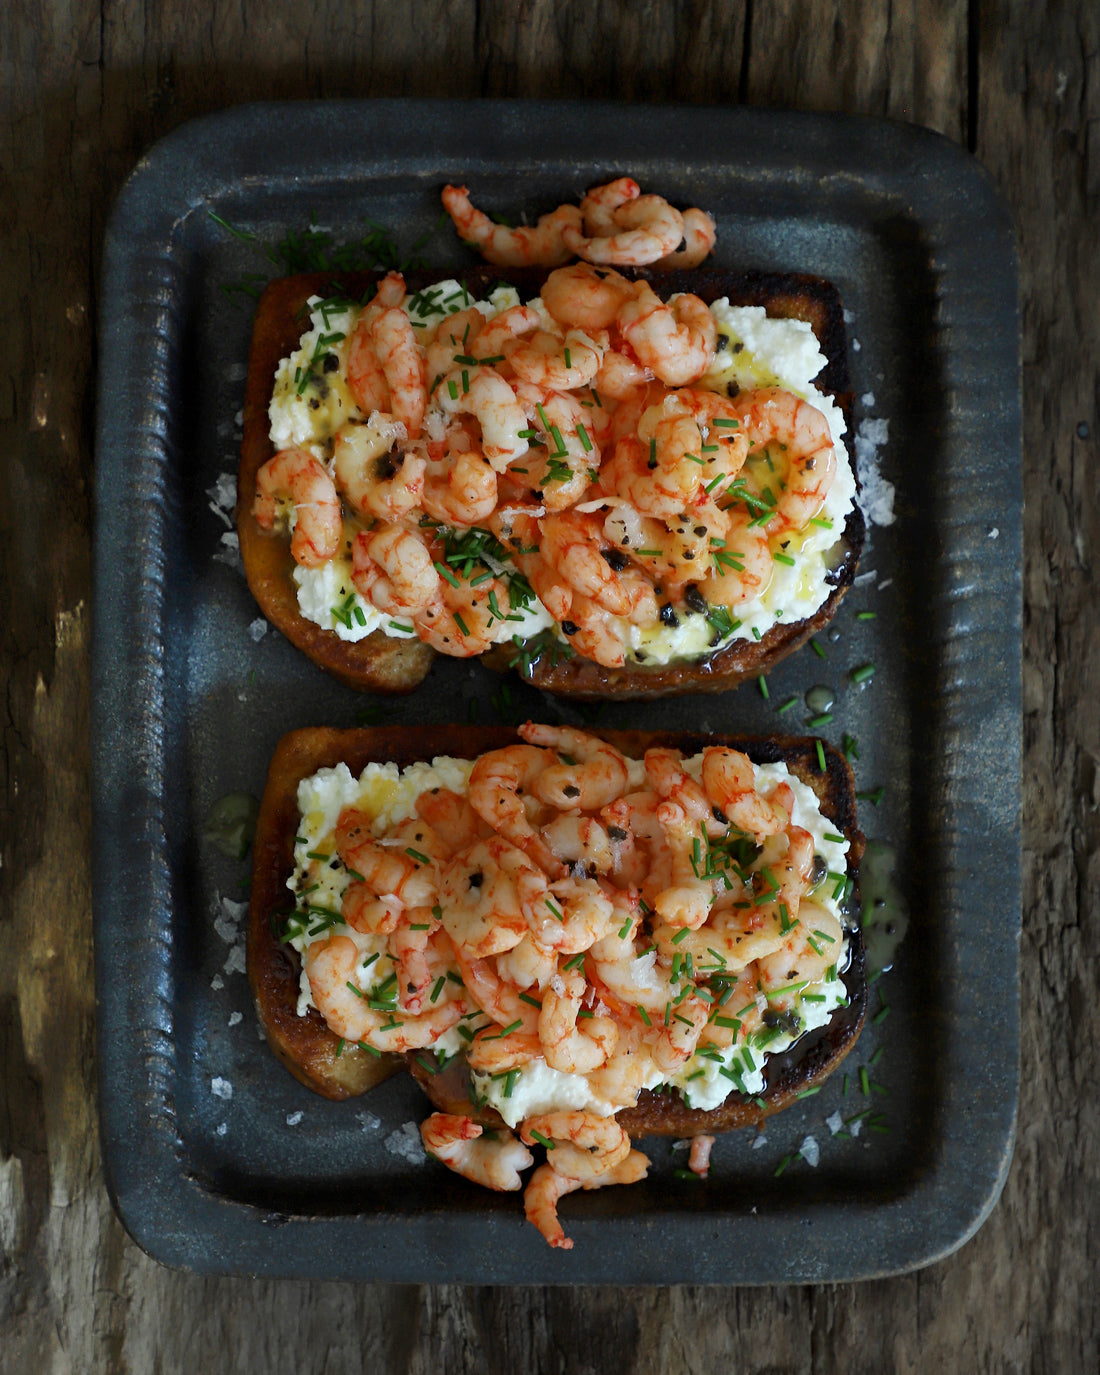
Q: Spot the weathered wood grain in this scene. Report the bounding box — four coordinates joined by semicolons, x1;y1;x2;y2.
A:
1;0;1097;1370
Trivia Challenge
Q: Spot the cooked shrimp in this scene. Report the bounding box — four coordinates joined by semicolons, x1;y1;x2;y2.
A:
305;932;467;1050
471;303;541;361
350;525;440;616
345;314;390;414
496;933;560;991
697;510;773;609
562;592;632;669
518;722;630;811
369;306;428;438
523;1148;649;1249
591;348;654;401
540;263;636;333
253;448;342;567
542;812;614;876
465;1026;544;1074
332;420;424;521
344;274;406;413
415;787;489;855
755;898;843;990
617;283;717;386
520;1110;631;1181
527;875;619;954
421;1114;534;1191
577;177;641;235
467;743;559;865
650;995;709;1074
602;502;729;590
511;384;598;511
336;810;442;908
420;429;498;527
425;306;487;382
414;573;513;657
564;189;685;266
390;906;443;1013
687;1134;715;1177
598;434;702;522
644;747;728;838
341;888;403;936
539;510;659;622
438;835;546;958
450;945;541;1035
507;328;607;392
655;207;718;269
730;387;836;532
537;968;618;1073
700;748;794;839
441;185;582;268
434;365;529;470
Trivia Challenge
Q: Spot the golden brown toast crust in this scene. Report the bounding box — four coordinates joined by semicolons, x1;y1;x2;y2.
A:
239;267;862;697
248;726;866;1131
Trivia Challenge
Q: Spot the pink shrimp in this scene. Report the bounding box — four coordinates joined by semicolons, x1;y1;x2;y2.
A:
369;306;428;438
730;387;837;533
540;263;636;333
522;1147;649;1249
350;525;440;616
253;447;342;567
539;509;658;623
441;185;582;267
421;1114;534;1192
617;282;717;386
332;422;425;521
563;184;685;266
654;207;718;270
420;428;498;527
413;572;515;657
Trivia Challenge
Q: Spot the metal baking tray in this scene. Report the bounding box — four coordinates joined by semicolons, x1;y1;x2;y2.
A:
92;100;1020;1283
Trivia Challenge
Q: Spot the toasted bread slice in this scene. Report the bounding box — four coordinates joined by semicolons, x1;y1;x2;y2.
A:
239;267;863;697
248;725;866;1132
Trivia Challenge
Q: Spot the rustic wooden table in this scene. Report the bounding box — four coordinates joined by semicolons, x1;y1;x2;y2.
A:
2;1;1096;1370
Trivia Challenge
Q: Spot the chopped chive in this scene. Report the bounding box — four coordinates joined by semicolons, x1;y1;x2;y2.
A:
850;662;876;685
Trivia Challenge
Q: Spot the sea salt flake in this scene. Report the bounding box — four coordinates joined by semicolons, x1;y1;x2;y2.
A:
798;1135;820;1167
216;1122;228;1137
211;1077;233;1101
750;1132;768;1151
384;1122;426;1163
249;618;269;642
214;530;242;570
286;1111;304;1127
356;1111;382;1133
826;1111;844;1136
210;974;225;990
228;1011;243;1027
223;944;246;977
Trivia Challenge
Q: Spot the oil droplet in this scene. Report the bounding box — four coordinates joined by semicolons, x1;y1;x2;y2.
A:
805;684;835;714
860;840;908;974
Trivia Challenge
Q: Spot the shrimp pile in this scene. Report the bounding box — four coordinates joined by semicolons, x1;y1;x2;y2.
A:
255;249;841;669
441;178;717;270
286;726;852;1249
